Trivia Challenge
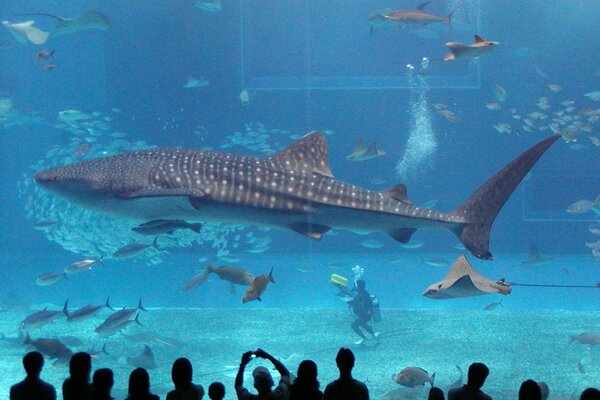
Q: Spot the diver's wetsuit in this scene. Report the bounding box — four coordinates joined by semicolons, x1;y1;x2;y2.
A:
349;288;374;339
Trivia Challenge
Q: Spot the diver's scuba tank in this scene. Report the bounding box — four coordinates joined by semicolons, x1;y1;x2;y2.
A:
370;294;381;322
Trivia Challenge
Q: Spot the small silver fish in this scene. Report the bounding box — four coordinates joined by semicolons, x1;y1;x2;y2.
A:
35;272;67;286
483;299;503;311
113;238;158;259
65;256;104;274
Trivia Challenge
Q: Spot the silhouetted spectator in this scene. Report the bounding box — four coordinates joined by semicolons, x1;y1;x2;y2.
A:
519;379;542;400
166;358;204;400
580;388;600;400
429;387;445;400
290;360;322;400
322;348;369;400
126;368;159;400
63;352;92;400
10;351;56;400
235;348;290;399
447;362;491;400
537;382;549;400
90;368;114;400
208;382;225;400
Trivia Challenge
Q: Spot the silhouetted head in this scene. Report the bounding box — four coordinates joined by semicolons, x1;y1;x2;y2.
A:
92;368;114;395
23;351;44;377
537;381;550;400
519;379;542;400
580;388;600;400
428;387;445;400
129;368;151;396
69;352;92;382
466;362;489;389
335;348;355;376
356;279;366;291
208;381;225;400
252;366;274;394
171;357;193;389
296;359;319;388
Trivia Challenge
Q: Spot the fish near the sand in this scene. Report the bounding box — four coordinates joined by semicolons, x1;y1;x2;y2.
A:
423;255;512;299
382;2;453;30
24;334;73;362
64;297;112;322
444;35;499;61
20;307;64;331
392;367;435;388
132;219;202;235
34;132;560;260
569;333;600;345
483;299;503;311
113;237;158;258
94;299;146;335
242;268;274;303
126;344;156;369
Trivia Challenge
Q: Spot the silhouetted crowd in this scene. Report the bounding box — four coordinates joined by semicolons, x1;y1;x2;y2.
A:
9;348;600;400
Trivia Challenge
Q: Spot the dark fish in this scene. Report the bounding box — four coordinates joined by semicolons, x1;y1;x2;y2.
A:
34;133;560;261
95;312;141;337
183;264;255;292
36;271;67;286
382;2;453;30
63;297;112;322
112;237;158;259
484;299;503;311
126;344;156;369
569;333;600;345
132;219;202;235
95;299;145;336
33;220;57;230
392;367;435;388
20;307;63;330
24;334;73;361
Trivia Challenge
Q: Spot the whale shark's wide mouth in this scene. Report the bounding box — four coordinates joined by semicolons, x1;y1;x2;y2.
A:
34;169;61;186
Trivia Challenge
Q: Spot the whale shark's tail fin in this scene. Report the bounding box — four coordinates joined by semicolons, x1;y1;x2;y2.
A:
450;135;560;260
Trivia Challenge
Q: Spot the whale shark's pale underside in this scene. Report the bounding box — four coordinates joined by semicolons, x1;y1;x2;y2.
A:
34;132;559;260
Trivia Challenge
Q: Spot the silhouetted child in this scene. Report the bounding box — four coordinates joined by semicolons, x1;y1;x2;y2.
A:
10;351;56;400
580;388;600;400
519;380;542;400
290;360;323;400
166;357;205;400
322;348;369;400
63;352;93;400
90;368;114;400
126;368;159;400
208;382;225;400
429;387;445;400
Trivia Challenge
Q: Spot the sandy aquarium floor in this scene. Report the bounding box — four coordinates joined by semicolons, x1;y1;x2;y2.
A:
0;308;598;400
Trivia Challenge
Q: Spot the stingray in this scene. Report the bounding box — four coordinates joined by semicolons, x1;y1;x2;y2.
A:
422;255;512;299
4;10;109;45
346;139;387;161
126;344;156;369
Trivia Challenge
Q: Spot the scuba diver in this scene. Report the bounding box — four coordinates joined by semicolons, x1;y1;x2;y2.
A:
330;266;381;345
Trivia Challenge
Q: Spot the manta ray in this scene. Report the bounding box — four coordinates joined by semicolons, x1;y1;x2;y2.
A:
422;255;512;299
346;139;386;161
34;132;559;260
444;35;499;61
2;10;109;45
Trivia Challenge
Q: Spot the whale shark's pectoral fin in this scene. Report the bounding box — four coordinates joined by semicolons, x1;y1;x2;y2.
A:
389;228;416;243
119;188;205;199
289;222;332;240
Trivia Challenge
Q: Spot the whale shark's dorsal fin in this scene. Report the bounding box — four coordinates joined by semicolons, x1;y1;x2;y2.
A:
271;131;334;178
416;1;431;10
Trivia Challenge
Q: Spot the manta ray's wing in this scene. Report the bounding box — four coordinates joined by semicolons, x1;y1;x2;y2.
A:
346;139;367;160
2;20;49;45
442;275;487;298
444;255;502;295
49;11;110;38
362;142;382;159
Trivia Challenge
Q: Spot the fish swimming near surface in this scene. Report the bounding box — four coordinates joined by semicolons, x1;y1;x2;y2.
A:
63;297;113;322
520;245;552;266
20;307;64;331
392;367;435;388
35;271;67;286
126;344;156;369
242;268;274;303
34;132;560;260
569;333;600;346
183;264;256;292
346;139;386;161
65;256;104;274
132;219;202;235
113;237;158;259
423;255;512;299
24;334;73;362
381;2;453;30
444;35;499;61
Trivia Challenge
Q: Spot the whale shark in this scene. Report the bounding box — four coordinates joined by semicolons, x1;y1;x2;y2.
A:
34;132;559;260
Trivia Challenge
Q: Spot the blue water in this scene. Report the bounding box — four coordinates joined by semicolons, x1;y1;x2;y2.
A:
0;0;598;398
